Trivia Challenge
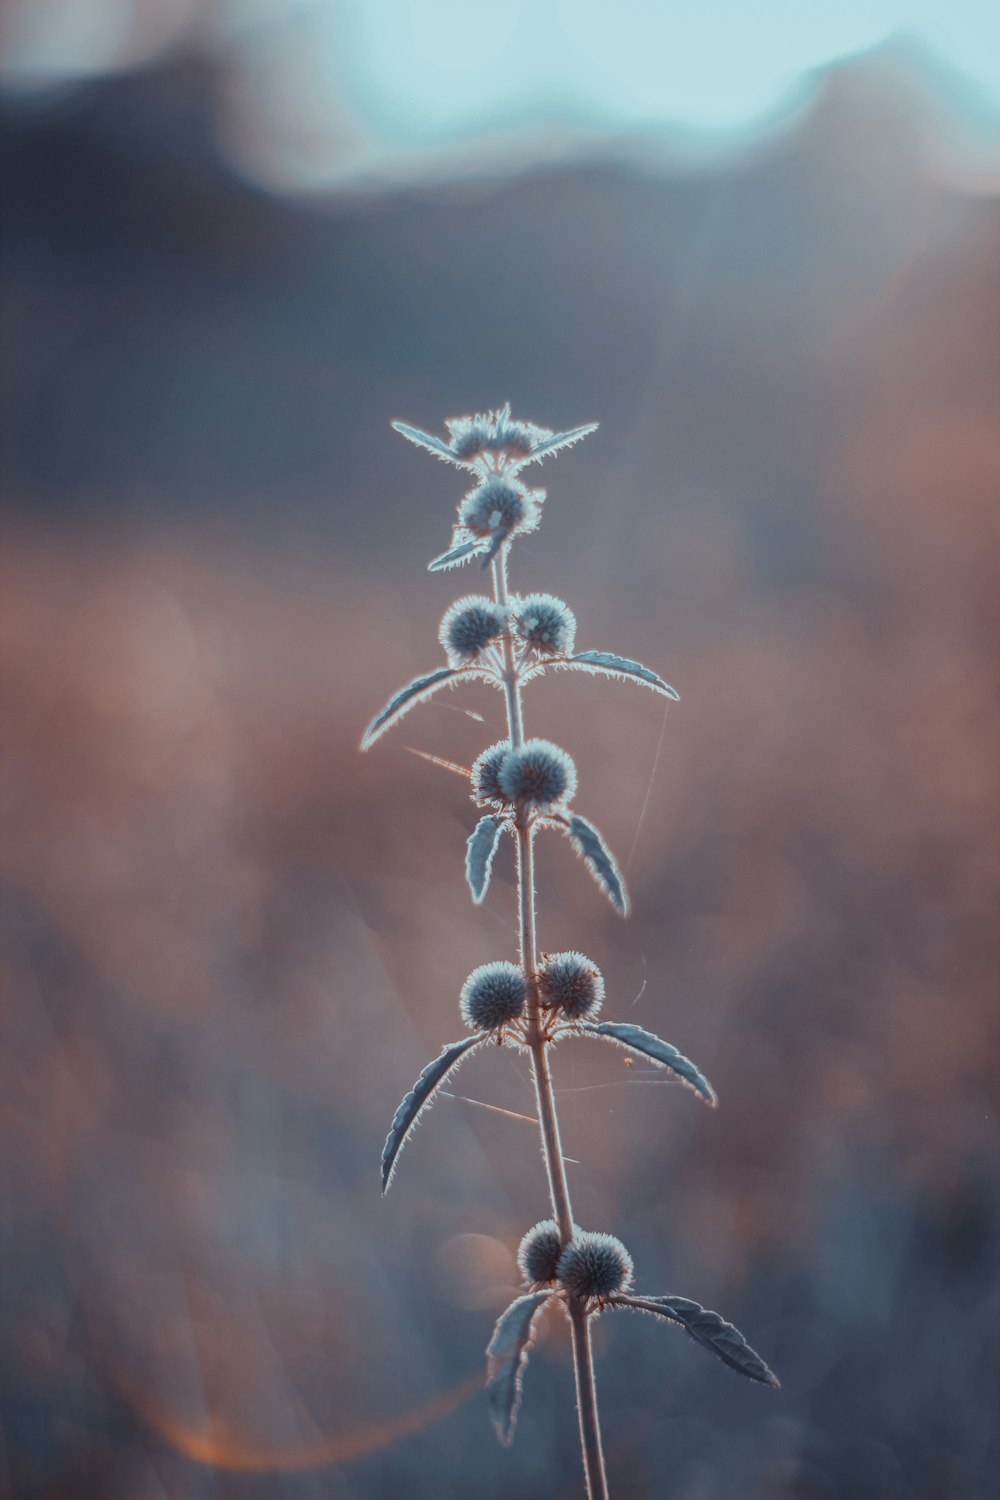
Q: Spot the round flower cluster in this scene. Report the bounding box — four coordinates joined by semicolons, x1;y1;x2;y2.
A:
536;952;604;1022
471;739;512;809
459;477;542;543
511;594;576;657
447;406;547;463
439;596;507;667
557;1231;634;1301
498;739;577;813
460;961;527;1033
517;1220;564;1286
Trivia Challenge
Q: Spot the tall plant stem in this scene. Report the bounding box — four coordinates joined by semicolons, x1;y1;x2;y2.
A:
491;549;610;1500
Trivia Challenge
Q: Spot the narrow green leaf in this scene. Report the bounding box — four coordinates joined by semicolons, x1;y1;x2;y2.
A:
466;815;506;904
611;1294;779;1387
486;1291;552;1445
429;540;484;571
578;1022;716;1105
567;814;629;915
391;420;461;465
568;651;679;700
360;668;458;750
516;423;599;467
381;1036;482;1193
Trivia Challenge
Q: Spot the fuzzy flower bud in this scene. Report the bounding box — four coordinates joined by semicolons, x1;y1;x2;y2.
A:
459;477;538;538
517;1220;564;1286
448;407;542;462
439;596;507;666
471;739;512;808
498;739;577;812
537;952;604;1022
557;1231;634;1301
460;961;527;1033
512;594;576;656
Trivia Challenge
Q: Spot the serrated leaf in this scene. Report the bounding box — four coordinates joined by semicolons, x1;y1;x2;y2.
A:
391;420;463;466
381;1036;482;1192
360;668;459;750
567;651;679;700
577;1022;716;1105
515;422;599;467
567;814;629;916
610;1294;779;1387
466;815;506;903
429;540;485;571
486;1291;552;1445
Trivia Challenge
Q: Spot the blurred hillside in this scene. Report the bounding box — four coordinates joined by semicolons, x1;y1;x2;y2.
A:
1;44;999;1500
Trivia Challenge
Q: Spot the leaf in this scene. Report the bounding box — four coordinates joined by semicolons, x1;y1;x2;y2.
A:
429;540;485;571
360;668;458;750
567;814;629;915
577;1022;716;1106
515;422;599;467
486;1291;552;1445
381;1036;482;1193
566;651;679;700
610;1294;779;1387
466;815;506;904
391;420;462;466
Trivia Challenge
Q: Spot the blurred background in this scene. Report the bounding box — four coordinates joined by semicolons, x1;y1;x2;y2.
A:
1;2;999;1497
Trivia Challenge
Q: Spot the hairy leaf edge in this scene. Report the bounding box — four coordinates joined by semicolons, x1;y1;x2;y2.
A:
381;1036;484;1193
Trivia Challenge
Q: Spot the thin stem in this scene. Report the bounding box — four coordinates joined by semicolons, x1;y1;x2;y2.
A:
491;543;610;1500
492;552;524;746
570;1301;610;1500
517;822;574;1242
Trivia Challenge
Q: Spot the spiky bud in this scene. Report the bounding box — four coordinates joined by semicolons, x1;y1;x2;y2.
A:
517;1220;564;1286
471;739;512;808
498;739;577;813
537;952;604;1021
439;596;507;666
557;1231;634;1301
512;594;576;656
448;404;543;462
460;961;527;1033
459;477;540;538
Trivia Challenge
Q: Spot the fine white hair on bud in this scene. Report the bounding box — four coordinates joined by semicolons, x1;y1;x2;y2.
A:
518;1221;565;1286
448;404;542;462
393;405;598;473
460;961;528;1032
471;739;512;808
557;1232;634;1301
512;594;576;656
537;952;604;1022
439;596;507;666
459;476;541;539
498;739;577;813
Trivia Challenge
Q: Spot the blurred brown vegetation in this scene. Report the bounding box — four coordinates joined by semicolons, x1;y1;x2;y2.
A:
1;47;999;1500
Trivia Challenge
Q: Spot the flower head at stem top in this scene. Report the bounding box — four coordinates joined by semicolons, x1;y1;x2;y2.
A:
392;402;598;474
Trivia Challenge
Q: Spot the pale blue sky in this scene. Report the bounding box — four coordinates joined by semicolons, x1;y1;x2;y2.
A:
3;0;999;190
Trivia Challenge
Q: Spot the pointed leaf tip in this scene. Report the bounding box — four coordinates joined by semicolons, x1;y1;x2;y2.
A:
428;540;484;571
568;651;679;699
611;1294;779;1387
486;1292;551;1445
519;422;599;466
360;667;459;750
391;420;461;465
466;815;505;904
578;1021;717;1105
567;814;629;915
381;1036;482;1192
